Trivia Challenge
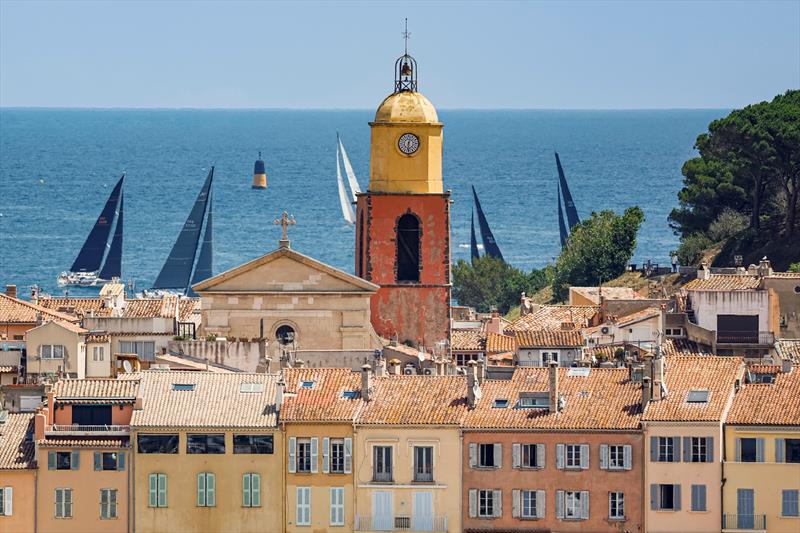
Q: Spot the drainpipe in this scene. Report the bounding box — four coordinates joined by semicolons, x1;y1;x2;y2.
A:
129;435;134;533
34;468;38;533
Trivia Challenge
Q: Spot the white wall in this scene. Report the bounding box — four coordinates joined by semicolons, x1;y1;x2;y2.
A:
690;291;770;332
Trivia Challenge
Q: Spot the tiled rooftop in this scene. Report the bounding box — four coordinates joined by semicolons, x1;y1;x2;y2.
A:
683;275;761;291
451;329;485;352
282;368;363;422
661;338;713;357
775;339;800;365
642;356;743;422
356;375;468;426
0;413;35;469
486;332;516;353
571;286;641;304
0;293;78;324
53;379;139;400
463;367;641;430
508;305;599;332
36;297;110;317
727;369;800;425
37;437;129;448
616;307;661;327
514;330;583;348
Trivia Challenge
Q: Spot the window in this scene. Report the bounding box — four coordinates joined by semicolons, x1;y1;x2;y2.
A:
521;490;538;518
784;439;800;463
782;490;799;517
172;383;195;391
0;487;9;516
566;444;582;468
242;473;261;508
276;325;296;345
492;399;509;409
196;473;216;507
479;443;497;468
330;487;345;526
55;488;72;518
564;491;586;519
296;487;311;526
518;393;549;409
738;438;760;462
414;446;433;482
297;438;313;473
691;485;707;512
234;435;274;454
239;383;264;393
521;443;542;468
610;445;625;469
94;452;125;471
300;380;315;389
324;437;351;474
92;346;104;361
118;340;155;361
187;434;225;454
542;352;559;365
396;213;420;282
652;484;680;511
138;434;179;454
100;489;117;519
665;327;683;336
456;353;480;367
41;344;65;360
609;492;624;519
72;404;112;426
341;390;358;399
49;451;79;470
478;489;495;517
658;437;675;462
373;446;393;482
690;437;710;462
148;474;167;508
687;390;710;403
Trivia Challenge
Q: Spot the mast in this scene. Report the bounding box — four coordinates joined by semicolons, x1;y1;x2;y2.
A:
338;134;361;202
152;167;213;291
555;151;580;229
98;193;123;280
471;185;504;261
336;141;355;224
190;189;213;290
558;181;568;248
470;211;480;263
70;174;124;273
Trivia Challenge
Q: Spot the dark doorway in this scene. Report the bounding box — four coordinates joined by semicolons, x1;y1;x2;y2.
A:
72;405;112;426
717;315;758;343
396;214;420;282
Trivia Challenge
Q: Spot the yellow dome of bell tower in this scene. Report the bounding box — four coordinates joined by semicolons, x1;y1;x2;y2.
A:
369;44;443;194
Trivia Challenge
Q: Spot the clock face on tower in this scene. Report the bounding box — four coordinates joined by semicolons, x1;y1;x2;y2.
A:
397;133;420;155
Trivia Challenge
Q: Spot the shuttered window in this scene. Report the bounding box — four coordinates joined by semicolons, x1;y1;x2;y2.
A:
0;486;11;516
148;473;167;508
100;489;117;519
242;473;261;508
55;488;73;518
196;473;216;507
691;484;707;512
783;490;799;517
330;487;345;526
296;487;311;525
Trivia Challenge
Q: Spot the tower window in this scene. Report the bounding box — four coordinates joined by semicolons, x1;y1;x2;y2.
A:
275;325;295;345
396;213;420;282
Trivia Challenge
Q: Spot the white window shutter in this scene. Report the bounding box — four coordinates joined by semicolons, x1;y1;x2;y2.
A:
493;490;502;517
197;473;206;507
252;474;261;507
536;490;545;518
311;437;319;473
624;444;632;470
512;489;520;518
288;437;297;473
776;438;785;463
148;474;157;507
206;473;216;507
556;490;564;519
537;443;545;468
468;489;477;518
580;444;590;469
512;444;521;468
158;474;167;508
494;443;502;468
344;437;352;474
556;444;565;469
4;487;12;516
735;438;741;462
243;474;251;507
600;444;608;470
322;437;330;474
469;443;477;468
756;438;765;462
581;491;589;519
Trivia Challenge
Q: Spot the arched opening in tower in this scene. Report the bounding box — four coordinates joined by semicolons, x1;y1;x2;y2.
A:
396;213;421;282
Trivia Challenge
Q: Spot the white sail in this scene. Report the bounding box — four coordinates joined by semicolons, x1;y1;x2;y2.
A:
338;136;361;203
337;145;355;225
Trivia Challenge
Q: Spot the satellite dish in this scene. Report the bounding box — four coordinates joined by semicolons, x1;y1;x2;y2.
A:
122;360;133;373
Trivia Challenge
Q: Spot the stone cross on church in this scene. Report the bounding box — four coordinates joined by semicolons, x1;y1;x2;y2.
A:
273;211;296;249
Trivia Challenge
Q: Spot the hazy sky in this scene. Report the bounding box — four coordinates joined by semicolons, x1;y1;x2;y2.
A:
1;0;798;109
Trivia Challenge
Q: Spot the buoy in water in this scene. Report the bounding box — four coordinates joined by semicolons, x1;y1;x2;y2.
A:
252;152;267;189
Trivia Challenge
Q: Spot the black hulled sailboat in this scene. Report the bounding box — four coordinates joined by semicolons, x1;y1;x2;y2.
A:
58;174;125;287
471;185;504;261
555;152;580;247
150;168;214;297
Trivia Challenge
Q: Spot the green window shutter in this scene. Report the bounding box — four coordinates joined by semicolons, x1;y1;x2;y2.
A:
197;473;206;507
206;473;216;507
94;452;102;471
48;452;56;470
70;451;80;470
118;452;126;471
158;474;167;507
252;474;261;507
148;474;157;507
243;474;251;507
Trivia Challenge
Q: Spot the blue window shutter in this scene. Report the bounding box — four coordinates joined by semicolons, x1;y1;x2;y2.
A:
673;437;681;463
650;484;658;510
158;474;167;507
118;452;126;471
706;437;713;463
252;474;261;507
94;452;102;471
776;438;785;463
683;437;691;462
673;484;681;511
197;473;206;507
206;473;215;507
243;474;251;507
48;451;55;470
70;451;80;470
650;437;658;462
149;474;157;507
735;438;741;462
756;438;765;462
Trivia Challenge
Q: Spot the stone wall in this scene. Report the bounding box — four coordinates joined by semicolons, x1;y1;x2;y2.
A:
168;340;269;373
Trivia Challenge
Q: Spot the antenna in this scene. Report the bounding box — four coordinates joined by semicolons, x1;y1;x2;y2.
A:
402;18;411;55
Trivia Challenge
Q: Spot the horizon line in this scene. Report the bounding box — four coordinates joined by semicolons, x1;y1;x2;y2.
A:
0;105;731;112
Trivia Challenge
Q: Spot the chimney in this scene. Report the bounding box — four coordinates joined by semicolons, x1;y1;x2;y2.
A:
642;377;652;410
275;377;285;410
652;354;665;401
295;359;305;369
361;364;372;402
698;261;711;280
376;358;388;377
5;285;17;299
486;308;502;335
466;360;479;409
781;359;793;374
758;256;772;277
548;361;559;414
389;359;401;375
34;411;47;441
134;396;144;410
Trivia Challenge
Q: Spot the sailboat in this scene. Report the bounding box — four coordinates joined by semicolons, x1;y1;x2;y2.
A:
471;185;504;261
470;212;480;264
149;167;214;297
58;174;125;287
336;133;361;225
555;151;580;247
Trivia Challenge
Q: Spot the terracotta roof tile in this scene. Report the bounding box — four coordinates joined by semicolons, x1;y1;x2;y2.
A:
748;364;782;374
616;307;661;327
642;356;743;422
37;437;129;448
36;297;111;317
130;371;279;428
571;286;641;304
661;338;713;357
451;329;485;351
0;413;35;469
53;379;139;400
584;342;652;360
727;370;800;425
486;332;516;353
463;368;641;430
356;375;468;426
776;339;800;365
765;272;800;278
683;275;761;291
508;305;599;332
514;330;583;348
86;334;111;343
0;293;79;324
282;368;363;422
0;366;17;373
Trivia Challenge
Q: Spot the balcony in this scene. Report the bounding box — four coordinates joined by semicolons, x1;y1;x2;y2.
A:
46;424;130;436
716;331;774;346
355;515;448;532
722;513;766;531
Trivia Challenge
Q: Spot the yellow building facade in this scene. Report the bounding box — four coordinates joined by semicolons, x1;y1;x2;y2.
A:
0;413;36;533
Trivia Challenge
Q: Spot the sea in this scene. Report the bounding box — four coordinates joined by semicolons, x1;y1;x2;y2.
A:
0;108;726;298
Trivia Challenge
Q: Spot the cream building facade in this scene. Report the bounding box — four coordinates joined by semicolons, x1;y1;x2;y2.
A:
25;320;88;379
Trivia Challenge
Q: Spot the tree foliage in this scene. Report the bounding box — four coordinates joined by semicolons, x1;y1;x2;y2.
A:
452;256;550;314
551;207;645;301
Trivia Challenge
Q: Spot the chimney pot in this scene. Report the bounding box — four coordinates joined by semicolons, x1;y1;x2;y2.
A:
361;364;373;402
467;360;478;408
642;376;652;410
548;361;559;414
275;378;285;410
5;285;17;299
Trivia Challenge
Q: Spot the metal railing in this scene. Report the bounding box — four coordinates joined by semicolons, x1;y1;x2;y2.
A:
413;471;433;483
722;513;766;530
355;515;448;532
716;331;774;345
46;424;130;435
372;471;393;482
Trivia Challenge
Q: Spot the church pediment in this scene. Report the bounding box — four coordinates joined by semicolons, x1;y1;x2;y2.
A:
192;247;379;294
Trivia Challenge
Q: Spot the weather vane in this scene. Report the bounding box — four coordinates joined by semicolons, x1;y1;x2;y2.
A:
402;18;411;55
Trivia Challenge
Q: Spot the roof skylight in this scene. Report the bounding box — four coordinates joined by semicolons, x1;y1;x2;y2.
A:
301;380;315;389
240;383;265;393
341;390;359;399
172;383;195;392
493;399;509;409
686;389;710;403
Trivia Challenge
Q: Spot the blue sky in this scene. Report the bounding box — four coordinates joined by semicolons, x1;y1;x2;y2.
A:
1;0;798;109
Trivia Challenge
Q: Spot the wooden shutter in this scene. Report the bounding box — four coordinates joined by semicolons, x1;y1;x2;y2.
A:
650;484;658;510
706;437;714;463
468;489;477;518
48;451;56;470
322;437;330;473
735;438;741;462
94;452;102;471
243;474;251;507
288;437;297;473
580;491;589;519
536;490;545;518
56;489;63;517
118;452;126;471
683;437;691;462
3;487;12;516
469;443;477;468
197;473;206;507
599;444;608;470
673;437;681;463
512;489;520;518
776;438;785;463
623;444;632;470
101;489;109;518
537;444;545;468
70;451;80;470
206;473;216;507
580;444;589;469
556;444;565;469
252;474;261;507
673;484;681;511
311;437;319;473
493;490;502;517
756;438;765;462
494;443;502;468
157;474;167;507
512;444;521;468
556;490;564;519
344;438;352;474
650;436;658;462
148;474;157;507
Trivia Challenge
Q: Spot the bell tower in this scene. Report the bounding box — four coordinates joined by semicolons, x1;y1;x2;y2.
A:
355;37;451;348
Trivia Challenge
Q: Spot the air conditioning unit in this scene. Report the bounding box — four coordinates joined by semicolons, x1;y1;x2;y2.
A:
403;366;417;375
601;326;610;335
422;368;434;376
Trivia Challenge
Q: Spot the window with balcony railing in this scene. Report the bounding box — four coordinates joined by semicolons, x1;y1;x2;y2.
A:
373;445;393;482
413;446;433;482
